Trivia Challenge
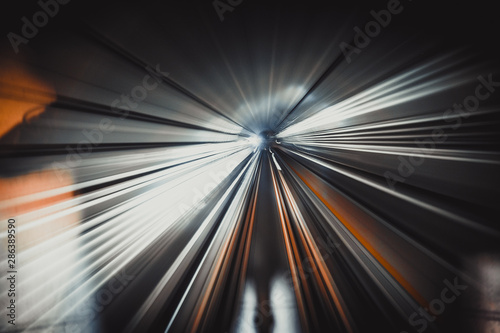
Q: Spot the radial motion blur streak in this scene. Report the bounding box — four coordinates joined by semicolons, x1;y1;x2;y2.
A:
1;0;499;332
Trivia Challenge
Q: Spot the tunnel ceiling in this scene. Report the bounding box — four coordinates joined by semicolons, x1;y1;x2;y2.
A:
4;0;498;137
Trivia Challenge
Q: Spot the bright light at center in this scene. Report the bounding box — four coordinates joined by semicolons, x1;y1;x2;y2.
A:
247;134;262;147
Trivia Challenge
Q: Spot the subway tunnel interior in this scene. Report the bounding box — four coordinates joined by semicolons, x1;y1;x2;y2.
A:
1;0;500;332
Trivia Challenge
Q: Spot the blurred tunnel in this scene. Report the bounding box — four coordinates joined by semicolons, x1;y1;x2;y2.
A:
1;0;500;332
